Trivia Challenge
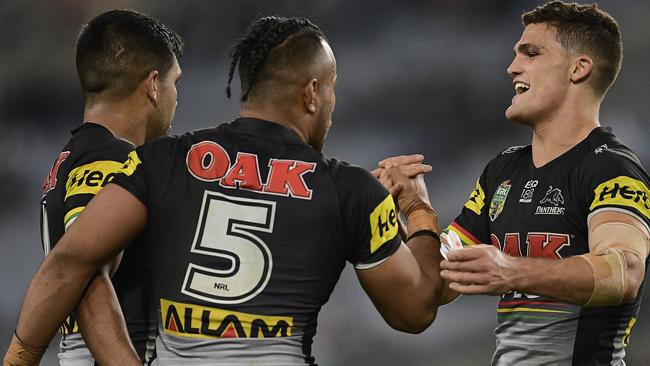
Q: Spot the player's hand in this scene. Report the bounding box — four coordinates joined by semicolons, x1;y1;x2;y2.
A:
378;154;426;169
372;154;431;180
371;155;432;209
440;244;516;296
379;166;432;217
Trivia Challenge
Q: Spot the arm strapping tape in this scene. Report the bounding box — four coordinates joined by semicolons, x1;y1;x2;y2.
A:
578;221;649;307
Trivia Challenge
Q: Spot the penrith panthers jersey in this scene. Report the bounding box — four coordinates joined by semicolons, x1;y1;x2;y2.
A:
41;123;155;364
112;118;402;365
445;127;650;366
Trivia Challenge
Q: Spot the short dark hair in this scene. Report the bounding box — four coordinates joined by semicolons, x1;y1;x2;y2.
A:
522;1;622;96
226;16;327;102
76;9;184;99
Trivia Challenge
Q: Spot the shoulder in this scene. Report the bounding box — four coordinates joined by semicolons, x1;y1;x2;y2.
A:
325;158;379;190
575;131;650;213
495;144;531;164
579;142;644;173
577;126;644;169
72;124;134;161
481;144;531;178
499;145;529;156
137;130;209;160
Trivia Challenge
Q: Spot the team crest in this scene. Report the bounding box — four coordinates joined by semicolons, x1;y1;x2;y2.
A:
535;186;566;215
489;180;511;221
539;186;564;206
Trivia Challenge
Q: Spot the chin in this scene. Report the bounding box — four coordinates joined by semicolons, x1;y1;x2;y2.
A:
507;115;535;128
505;106;528;125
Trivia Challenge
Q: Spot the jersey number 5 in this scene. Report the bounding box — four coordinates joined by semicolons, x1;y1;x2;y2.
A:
181;191;275;304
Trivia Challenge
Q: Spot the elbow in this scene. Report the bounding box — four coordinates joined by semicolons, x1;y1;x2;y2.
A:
621;252;645;304
387;308;437;334
621;272;643;304
48;244;98;279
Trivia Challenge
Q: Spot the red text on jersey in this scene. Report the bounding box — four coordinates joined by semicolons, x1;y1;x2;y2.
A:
491;232;570;259
186;141;316;200
42;151;70;197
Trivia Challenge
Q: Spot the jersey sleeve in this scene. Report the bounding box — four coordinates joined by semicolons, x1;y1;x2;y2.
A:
334;163;401;269
583;151;650;232
112;145;149;205
62;142;132;230
443;166;492;247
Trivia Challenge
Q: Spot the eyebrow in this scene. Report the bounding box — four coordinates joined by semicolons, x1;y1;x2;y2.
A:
513;42;543;55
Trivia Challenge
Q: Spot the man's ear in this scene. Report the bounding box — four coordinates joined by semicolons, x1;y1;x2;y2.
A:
145;70;160;105
570;54;593;84
302;78;318;113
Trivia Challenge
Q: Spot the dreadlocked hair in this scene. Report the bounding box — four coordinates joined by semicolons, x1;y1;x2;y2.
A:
226;16;325;101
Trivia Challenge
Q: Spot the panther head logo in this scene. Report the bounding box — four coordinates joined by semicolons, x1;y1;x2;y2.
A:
539;186;564;207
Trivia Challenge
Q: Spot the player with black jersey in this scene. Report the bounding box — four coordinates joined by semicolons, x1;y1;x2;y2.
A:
378;2;649;365
6;16;445;365
5;10;183;366
41;123;154;365
443;128;649;364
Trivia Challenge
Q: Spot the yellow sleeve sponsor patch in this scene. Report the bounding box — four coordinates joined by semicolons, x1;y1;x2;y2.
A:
590;176;650;220
369;194;399;254
64;160;124;200
120;150;142;177
464;179;485;215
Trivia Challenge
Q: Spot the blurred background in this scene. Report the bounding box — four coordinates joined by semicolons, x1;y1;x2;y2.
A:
1;0;649;364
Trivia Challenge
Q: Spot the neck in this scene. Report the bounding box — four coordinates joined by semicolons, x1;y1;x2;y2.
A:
529;95;601;167
239;102;309;144
83;98;147;146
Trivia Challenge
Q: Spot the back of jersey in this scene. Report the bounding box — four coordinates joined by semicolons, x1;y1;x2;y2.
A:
41;123;155;364
113;118;401;365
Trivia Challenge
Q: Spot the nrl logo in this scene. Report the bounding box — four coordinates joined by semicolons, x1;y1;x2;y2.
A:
595;144;608;154
489;180;511;221
536;186;565;215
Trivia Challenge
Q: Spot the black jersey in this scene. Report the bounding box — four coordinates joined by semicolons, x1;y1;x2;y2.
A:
41;123;155;363
112;118;402;365
444;127;650;365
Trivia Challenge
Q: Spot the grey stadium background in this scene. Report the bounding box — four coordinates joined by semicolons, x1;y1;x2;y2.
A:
1;0;649;364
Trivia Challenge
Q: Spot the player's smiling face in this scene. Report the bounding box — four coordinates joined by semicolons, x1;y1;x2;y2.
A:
505;23;573;125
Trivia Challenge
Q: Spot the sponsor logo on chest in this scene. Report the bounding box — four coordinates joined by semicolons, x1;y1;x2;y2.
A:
491;232;570;259
535;185;565;215
519;179;538;203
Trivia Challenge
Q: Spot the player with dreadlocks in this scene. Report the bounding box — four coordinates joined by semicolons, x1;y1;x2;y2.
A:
6;16;446;365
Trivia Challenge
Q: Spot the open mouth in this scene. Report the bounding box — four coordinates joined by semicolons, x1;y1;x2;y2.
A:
514;81;530;94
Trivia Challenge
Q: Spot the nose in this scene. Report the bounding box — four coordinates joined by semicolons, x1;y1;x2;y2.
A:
507;55;522;78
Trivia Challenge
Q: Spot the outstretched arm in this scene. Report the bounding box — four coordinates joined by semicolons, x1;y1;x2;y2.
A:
373;154;461;306
4;184;145;365
358;166;445;333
